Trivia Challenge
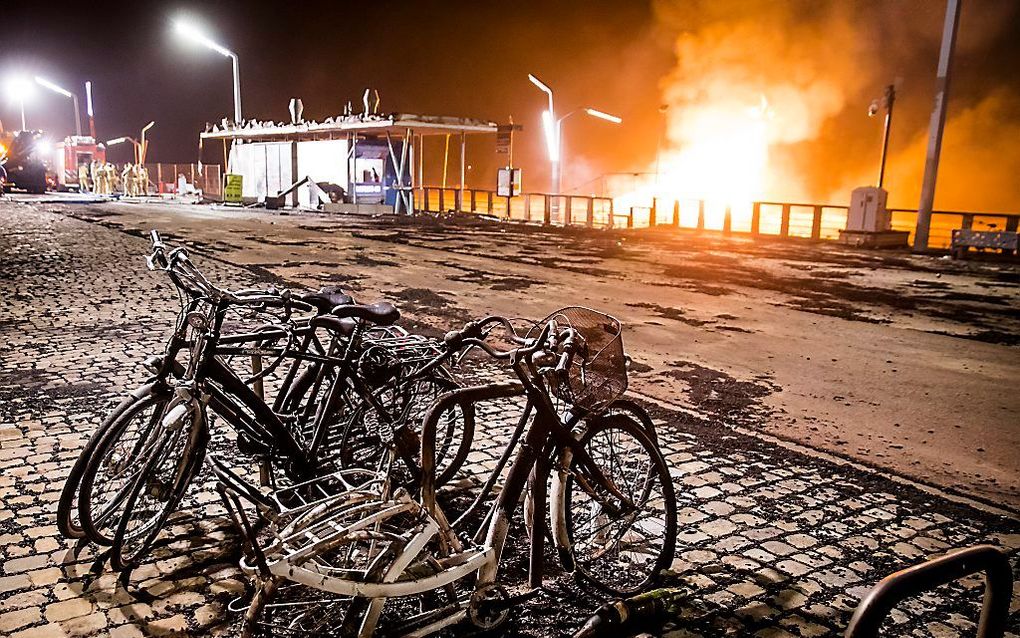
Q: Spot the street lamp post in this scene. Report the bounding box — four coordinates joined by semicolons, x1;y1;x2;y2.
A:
527;74;622;199
175;19;242;123
106;136;141;164
85;81;96;139
140;121;155;164
528;74;557;194
6;78;33;130
870;84;896;189
555;108;623;194
35;76;82;137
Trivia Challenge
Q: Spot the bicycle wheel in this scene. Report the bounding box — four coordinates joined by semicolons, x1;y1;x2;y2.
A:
558;412;677;595
335;376;473;487
76;388;172;545
58;387;154;539
109;398;208;571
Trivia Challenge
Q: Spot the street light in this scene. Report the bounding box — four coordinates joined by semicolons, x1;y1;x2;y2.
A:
35;76;82;137
527;74;557;190
107;136;141;164
527;74;622;197
868;84;896;190
5;77;33;130
174;18;242;123
140;121;155;164
85;81;96;138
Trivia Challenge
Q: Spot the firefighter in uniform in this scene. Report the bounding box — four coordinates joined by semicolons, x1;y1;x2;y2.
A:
78;162;91;192
90;160;102;194
105;163;118;194
137;164;149;196
122;164;135;196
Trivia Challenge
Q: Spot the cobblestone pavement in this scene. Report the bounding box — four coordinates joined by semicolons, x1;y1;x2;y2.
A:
1;205;1018;638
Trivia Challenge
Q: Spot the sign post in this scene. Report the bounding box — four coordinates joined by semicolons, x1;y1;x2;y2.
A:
496;121;523;218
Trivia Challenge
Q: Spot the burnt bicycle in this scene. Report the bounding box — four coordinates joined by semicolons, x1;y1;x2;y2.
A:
57;231;473;572
224;307;678;637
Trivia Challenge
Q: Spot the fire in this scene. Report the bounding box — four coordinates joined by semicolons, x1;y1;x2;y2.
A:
614;94;774;229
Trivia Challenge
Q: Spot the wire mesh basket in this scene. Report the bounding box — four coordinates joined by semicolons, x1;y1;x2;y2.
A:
528;306;628;415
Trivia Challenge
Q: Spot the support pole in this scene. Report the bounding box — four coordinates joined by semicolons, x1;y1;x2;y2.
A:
442;133;450;189
459;131;466;213
230;53;242;124
352;133;358;205
71;95;82;137
877;84;895;188
914;0;961;252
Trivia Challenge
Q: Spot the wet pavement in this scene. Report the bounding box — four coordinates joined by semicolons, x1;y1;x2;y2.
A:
0;202;1018;637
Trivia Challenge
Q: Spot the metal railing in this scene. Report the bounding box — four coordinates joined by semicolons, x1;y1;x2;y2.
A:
143;163;223;200
411;186;1020;251
414;186;617;228
845;545;1012;638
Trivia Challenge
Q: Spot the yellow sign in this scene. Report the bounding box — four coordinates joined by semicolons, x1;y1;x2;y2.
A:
224;174;243;204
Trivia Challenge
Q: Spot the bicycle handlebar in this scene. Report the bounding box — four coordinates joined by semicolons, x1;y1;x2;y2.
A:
445;315;582;369
146;229;314;313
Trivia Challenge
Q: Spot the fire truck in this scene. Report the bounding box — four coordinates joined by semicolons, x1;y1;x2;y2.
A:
53;135;106;190
0;130;49;194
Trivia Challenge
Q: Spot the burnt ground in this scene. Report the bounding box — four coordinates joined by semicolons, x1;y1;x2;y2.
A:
0;202;1017;638
47;198;1020;511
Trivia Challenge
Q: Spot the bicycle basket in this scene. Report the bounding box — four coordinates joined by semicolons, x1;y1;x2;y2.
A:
528;307;627;415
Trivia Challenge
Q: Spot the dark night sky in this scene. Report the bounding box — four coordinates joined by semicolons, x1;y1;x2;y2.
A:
1;0;671;190
3;1;1019;206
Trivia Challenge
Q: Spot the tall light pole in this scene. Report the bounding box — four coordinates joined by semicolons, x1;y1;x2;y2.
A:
554;107;624;193
914;0;962;252
527;74;622;197
107;136;141;164
140;121;155;164
869;84;896;189
174;19;242;123
85;81;96;139
6;77;32;130
35;76;82;137
528;73;557;194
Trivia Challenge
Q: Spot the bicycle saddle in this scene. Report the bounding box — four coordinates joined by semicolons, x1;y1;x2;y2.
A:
299;287;355;314
331;302;400;326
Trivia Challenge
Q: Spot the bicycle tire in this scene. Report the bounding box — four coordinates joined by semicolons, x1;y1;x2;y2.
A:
335;376;474;488
76;388;172;545
557;412;677;595
109;399;208;571
57;388;150;539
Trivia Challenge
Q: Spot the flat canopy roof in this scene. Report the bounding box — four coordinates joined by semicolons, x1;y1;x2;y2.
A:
200;112;501;142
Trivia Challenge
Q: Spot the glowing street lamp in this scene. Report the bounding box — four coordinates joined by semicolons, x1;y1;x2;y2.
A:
6;77;33;130
528;74;558;191
35;76;82;137
527;74;622;198
174;19;242;123
85;81;96;138
106;136;141;163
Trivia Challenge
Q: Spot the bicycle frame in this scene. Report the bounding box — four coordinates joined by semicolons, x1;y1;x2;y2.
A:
419;355;633;594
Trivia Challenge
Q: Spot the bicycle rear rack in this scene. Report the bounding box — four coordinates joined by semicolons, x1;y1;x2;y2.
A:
364;325;445;364
844;544;1012;638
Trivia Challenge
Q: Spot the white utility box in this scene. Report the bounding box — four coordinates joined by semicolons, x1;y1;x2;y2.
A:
846;186;890;232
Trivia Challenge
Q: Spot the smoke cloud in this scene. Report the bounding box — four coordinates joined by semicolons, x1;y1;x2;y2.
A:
651;0;1020;211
